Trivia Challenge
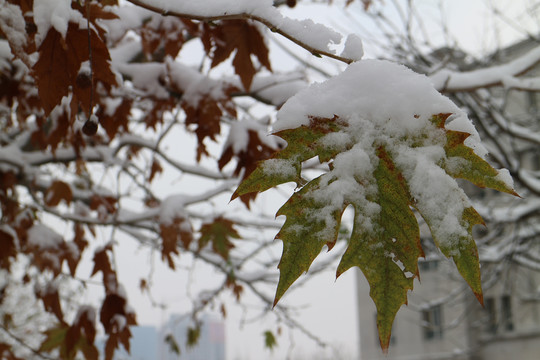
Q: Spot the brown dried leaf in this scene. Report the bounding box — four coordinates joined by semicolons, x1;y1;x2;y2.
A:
183;88;237;161
159;217;193;269
100;293;137;360
97;98;132;140
218;129;277;207
149;158;163;183
33;23;116;116
36;283;64;322
91;245;117;294
0;229;16;269
204;20;272;90
44;180;73;207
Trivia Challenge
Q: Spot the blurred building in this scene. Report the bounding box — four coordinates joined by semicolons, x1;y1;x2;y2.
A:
105;313;225;360
160;313;226;360
356;36;540;360
104;325;160;360
356;259;540;360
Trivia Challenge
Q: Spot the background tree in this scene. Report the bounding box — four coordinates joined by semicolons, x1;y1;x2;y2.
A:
0;0;536;359
339;0;540;318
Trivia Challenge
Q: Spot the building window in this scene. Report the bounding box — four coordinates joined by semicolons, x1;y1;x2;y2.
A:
419;260;439;272
501;295;514;332
422;305;443;340
484;297;497;334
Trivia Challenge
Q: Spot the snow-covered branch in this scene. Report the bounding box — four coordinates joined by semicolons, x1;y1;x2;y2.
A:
431;47;540;92
126;0;360;64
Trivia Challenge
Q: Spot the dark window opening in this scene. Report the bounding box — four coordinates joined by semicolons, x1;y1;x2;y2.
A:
484;297;497;334
422;305;443;340
501;295;514;332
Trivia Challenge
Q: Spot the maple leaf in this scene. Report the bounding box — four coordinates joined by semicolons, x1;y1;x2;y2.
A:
35;283;64;323
33;22;116;116
44;180;73;207
182;87;237;161
218;125;279;207
96;98;132;140
39;324;71;356
203;20;272;90
100;293;137;360
186;326;201;348
263;330;277;351
164;334;181;355
140;17;191;61
198;217;241;260
159;217;193;269
149;158;163;183
234;111;517;350
40;313;99;360
0;342;25;360
0;229;17;269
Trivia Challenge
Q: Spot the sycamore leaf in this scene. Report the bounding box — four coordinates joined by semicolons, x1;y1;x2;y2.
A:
218;126;278;207
234;110;517;350
40;321;98;360
199;217;241;260
263;330;277;351
0;343;25;360
164;334;181;355
35;283;64;322
44;180;73;207
182;86;237;161
202;20;272;90
39;324;70;354
159;217;193;269
33;23;116;116
186;326;201;348
0;229;17;269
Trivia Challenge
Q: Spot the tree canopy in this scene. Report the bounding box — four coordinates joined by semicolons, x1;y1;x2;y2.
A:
0;0;537;359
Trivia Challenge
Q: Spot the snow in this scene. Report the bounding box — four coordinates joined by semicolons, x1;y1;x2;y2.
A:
0;1;27;55
112;314;127;331
159;194;188;224
250;73;307;106
276;60;463;132
430;46;540;91
445;113;488;158
395;147;470;250
502;75;540;91
33;0;84;44
270;59;496;252
225;122;251;154
141;0;275;16
341;34;364;61
27;224;63;250
262;159;297;178
137;0;346;55
74;305;96;324
519;168;540;193
115;62;169;99
0;40;12;71
223;119;281;154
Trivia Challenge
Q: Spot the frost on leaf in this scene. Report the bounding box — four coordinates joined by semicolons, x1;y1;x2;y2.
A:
233;60;517;351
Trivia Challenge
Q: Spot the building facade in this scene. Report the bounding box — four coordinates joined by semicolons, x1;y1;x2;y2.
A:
356;36;540;360
356;258;540;360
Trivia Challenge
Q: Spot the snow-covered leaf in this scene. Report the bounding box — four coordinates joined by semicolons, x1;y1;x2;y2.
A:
234;61;518;350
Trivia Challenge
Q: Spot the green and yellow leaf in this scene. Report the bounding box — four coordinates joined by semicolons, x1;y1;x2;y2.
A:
234;112;517;351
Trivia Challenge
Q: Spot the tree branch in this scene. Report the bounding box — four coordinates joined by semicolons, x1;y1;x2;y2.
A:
126;0;354;64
